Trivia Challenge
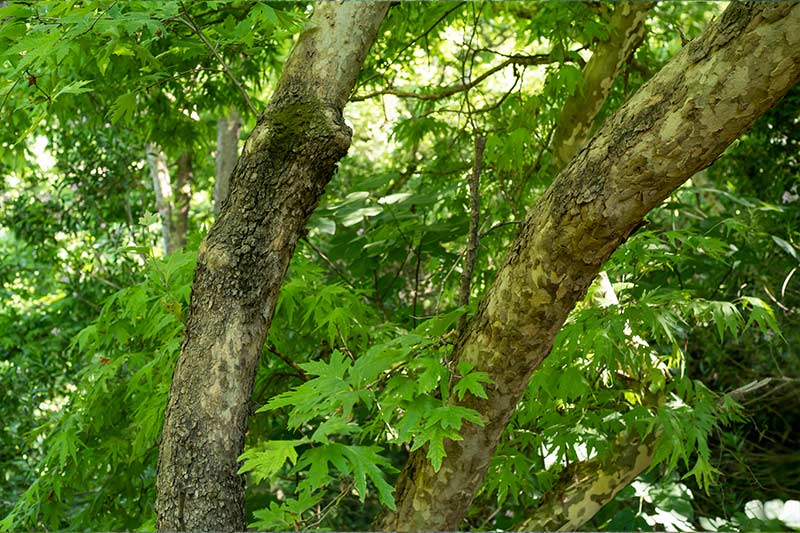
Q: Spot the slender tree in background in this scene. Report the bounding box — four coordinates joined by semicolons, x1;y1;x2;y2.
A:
155;3;390;530
214;107;240;215
145;146;193;255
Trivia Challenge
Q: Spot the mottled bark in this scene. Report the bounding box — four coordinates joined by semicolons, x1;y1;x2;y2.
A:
214;107;240;215
516;376;784;531
519;432;657;532
155;3;389;532
381;3;800;530
552;2;652;170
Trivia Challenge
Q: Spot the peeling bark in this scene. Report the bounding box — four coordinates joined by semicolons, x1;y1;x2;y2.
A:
155;3;390;532
214;107;240;215
381;4;800;530
551;2;653;170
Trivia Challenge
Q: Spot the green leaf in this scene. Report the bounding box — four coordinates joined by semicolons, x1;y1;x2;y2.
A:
53;80;93;99
238;440;301;483
108;92;137;124
771;235;797;261
453;362;492;400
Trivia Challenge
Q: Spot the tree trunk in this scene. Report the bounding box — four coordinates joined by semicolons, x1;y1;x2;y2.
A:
214;107;240;215
380;3;800;530
551;2;652;170
155;3;389;532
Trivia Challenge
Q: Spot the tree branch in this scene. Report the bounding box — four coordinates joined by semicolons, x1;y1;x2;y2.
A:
458;134;486;313
351;53;555;102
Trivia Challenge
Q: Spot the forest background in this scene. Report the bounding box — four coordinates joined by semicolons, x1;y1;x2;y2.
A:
0;1;799;531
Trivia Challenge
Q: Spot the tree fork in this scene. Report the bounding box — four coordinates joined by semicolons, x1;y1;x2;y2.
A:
155;3;390;531
380;3;800;530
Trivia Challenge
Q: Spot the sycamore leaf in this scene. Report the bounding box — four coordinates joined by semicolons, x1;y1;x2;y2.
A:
453;362;492;400
108;92;137;125
53;80;93;99
238;440;301;483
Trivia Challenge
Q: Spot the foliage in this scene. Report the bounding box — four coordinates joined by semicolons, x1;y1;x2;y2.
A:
1;2;798;532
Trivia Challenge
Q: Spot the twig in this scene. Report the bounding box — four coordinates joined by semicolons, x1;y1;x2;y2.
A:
172;4;257;115
25;69;51;103
354;2;465;94
0;77;21;115
412;238;423;328
266;345;308;382
301;238;358;290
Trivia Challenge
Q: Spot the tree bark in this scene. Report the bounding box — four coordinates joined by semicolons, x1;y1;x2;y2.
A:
380;3;800;530
551;2;653;170
214;107;240;215
155;3;389;532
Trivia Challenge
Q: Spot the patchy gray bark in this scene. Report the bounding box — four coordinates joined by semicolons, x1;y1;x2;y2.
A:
214;107;240;215
551;2;652;170
155;3;389;532
381;3;800;530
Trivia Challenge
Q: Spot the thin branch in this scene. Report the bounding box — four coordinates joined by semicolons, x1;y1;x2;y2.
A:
479;220;523;238
301;238;358;290
351;53;553;102
458;134;486;311
412;238;423;328
172;4;257;115
0;76;21;115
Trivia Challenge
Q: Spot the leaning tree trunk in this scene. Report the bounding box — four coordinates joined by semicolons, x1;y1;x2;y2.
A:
516;376;784;531
155;3;389;532
380;3;800;530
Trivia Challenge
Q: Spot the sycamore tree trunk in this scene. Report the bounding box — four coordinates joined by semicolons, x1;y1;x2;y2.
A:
380;3;800;530
155;3;389;532
517;376;785;531
214;107;240;214
519;432;658;532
